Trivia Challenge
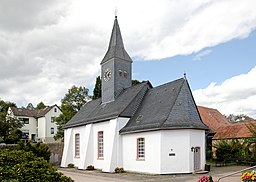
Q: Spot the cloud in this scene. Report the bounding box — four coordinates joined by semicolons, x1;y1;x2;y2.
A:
193;49;212;61
0;0;256;107
193;66;256;118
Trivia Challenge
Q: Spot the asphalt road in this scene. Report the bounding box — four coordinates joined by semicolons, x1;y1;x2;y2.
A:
59;165;245;182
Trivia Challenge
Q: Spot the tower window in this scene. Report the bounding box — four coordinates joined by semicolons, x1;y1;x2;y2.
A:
123;71;128;78
119;70;123;76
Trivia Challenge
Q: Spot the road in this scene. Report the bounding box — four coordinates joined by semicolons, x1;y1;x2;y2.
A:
59;170;132;182
59;165;243;182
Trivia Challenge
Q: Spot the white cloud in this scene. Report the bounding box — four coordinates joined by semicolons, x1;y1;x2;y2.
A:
193;49;212;61
0;0;256;107
193;66;256;118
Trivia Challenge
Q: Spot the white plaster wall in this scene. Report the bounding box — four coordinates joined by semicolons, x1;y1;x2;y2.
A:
61;117;129;172
61;128;73;167
92;121;110;170
44;106;61;142
189;129;206;172
19;116;37;139
122;131;161;174
37;117;45;141
160;130;190;174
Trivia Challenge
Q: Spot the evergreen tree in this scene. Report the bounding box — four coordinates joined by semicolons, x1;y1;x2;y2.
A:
36;101;46;109
92;76;102;100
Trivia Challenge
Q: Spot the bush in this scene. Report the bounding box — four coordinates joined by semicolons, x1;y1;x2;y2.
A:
16;141;51;161
0;149;73;182
214;139;242;161
114;167;124;173
86;165;95;170
67;163;75;168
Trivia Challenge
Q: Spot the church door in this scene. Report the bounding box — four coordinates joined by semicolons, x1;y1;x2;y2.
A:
194;147;201;171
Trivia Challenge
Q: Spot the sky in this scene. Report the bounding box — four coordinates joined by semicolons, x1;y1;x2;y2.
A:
0;0;256;118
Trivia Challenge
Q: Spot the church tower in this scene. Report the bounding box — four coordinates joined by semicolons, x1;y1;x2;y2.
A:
101;16;132;104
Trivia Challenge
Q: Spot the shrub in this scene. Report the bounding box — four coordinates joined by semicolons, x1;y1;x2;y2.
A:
0;149;73;182
68;163;75;168
86;165;95;170
114;167;124;173
16;141;51;161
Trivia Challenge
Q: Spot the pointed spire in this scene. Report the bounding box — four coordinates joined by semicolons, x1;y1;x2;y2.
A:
101;16;132;64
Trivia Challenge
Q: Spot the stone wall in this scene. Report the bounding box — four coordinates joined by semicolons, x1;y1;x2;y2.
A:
47;142;64;165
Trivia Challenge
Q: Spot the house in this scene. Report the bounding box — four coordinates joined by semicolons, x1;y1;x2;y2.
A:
61;16;208;174
198;106;255;140
7;104;61;143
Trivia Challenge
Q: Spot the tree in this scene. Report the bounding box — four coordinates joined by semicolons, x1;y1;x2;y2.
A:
132;79;142;86
0;99;23;144
54;86;89;141
92;76;142;100
36;101;46;109
224;114;251;123
92;76;102;100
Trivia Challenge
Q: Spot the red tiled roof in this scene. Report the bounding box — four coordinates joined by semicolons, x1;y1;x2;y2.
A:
198;106;231;132
198;105;256;139
213;121;256;139
11;105;56;118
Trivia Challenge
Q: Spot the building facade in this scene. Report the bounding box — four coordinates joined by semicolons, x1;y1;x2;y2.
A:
7;104;61;143
61;16;208;174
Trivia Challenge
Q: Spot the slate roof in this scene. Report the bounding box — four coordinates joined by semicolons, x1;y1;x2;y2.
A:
120;78;208;134
64;78;208;132
101;16;132;64
63;81;151;128
11;105;57;118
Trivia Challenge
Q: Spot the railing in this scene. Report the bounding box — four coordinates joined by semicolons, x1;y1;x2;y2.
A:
217;165;256;182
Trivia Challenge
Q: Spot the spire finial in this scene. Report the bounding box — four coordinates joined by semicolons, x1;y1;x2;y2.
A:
183;72;187;79
115;7;118;19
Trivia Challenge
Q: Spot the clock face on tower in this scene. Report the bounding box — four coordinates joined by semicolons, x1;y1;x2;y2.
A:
103;68;111;81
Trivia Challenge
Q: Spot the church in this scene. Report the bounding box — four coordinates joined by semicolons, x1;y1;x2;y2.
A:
61;16;208;174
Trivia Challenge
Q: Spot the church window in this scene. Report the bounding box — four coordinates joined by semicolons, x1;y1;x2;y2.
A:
123;71;128;78
98;131;104;159
119;70;123;76
75;133;80;158
137;138;145;160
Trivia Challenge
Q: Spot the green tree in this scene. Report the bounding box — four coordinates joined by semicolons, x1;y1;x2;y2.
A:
132;79;141;86
36;101;46;109
54;86;89;141
0;99;23;144
92;77;142;100
92;76;102;100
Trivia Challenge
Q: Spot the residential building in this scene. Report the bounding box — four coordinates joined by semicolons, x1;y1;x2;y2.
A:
7;104;61;143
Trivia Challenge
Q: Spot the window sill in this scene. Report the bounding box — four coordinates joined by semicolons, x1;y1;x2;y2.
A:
97;157;104;160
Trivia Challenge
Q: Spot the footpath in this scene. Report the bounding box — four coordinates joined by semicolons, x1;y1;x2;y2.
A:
59;165;246;182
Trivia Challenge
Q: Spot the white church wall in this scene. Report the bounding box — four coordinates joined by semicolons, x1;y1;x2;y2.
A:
122;131;161;174
61;128;73;167
160;130;190;174
189;129;206;172
92;121;110;170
